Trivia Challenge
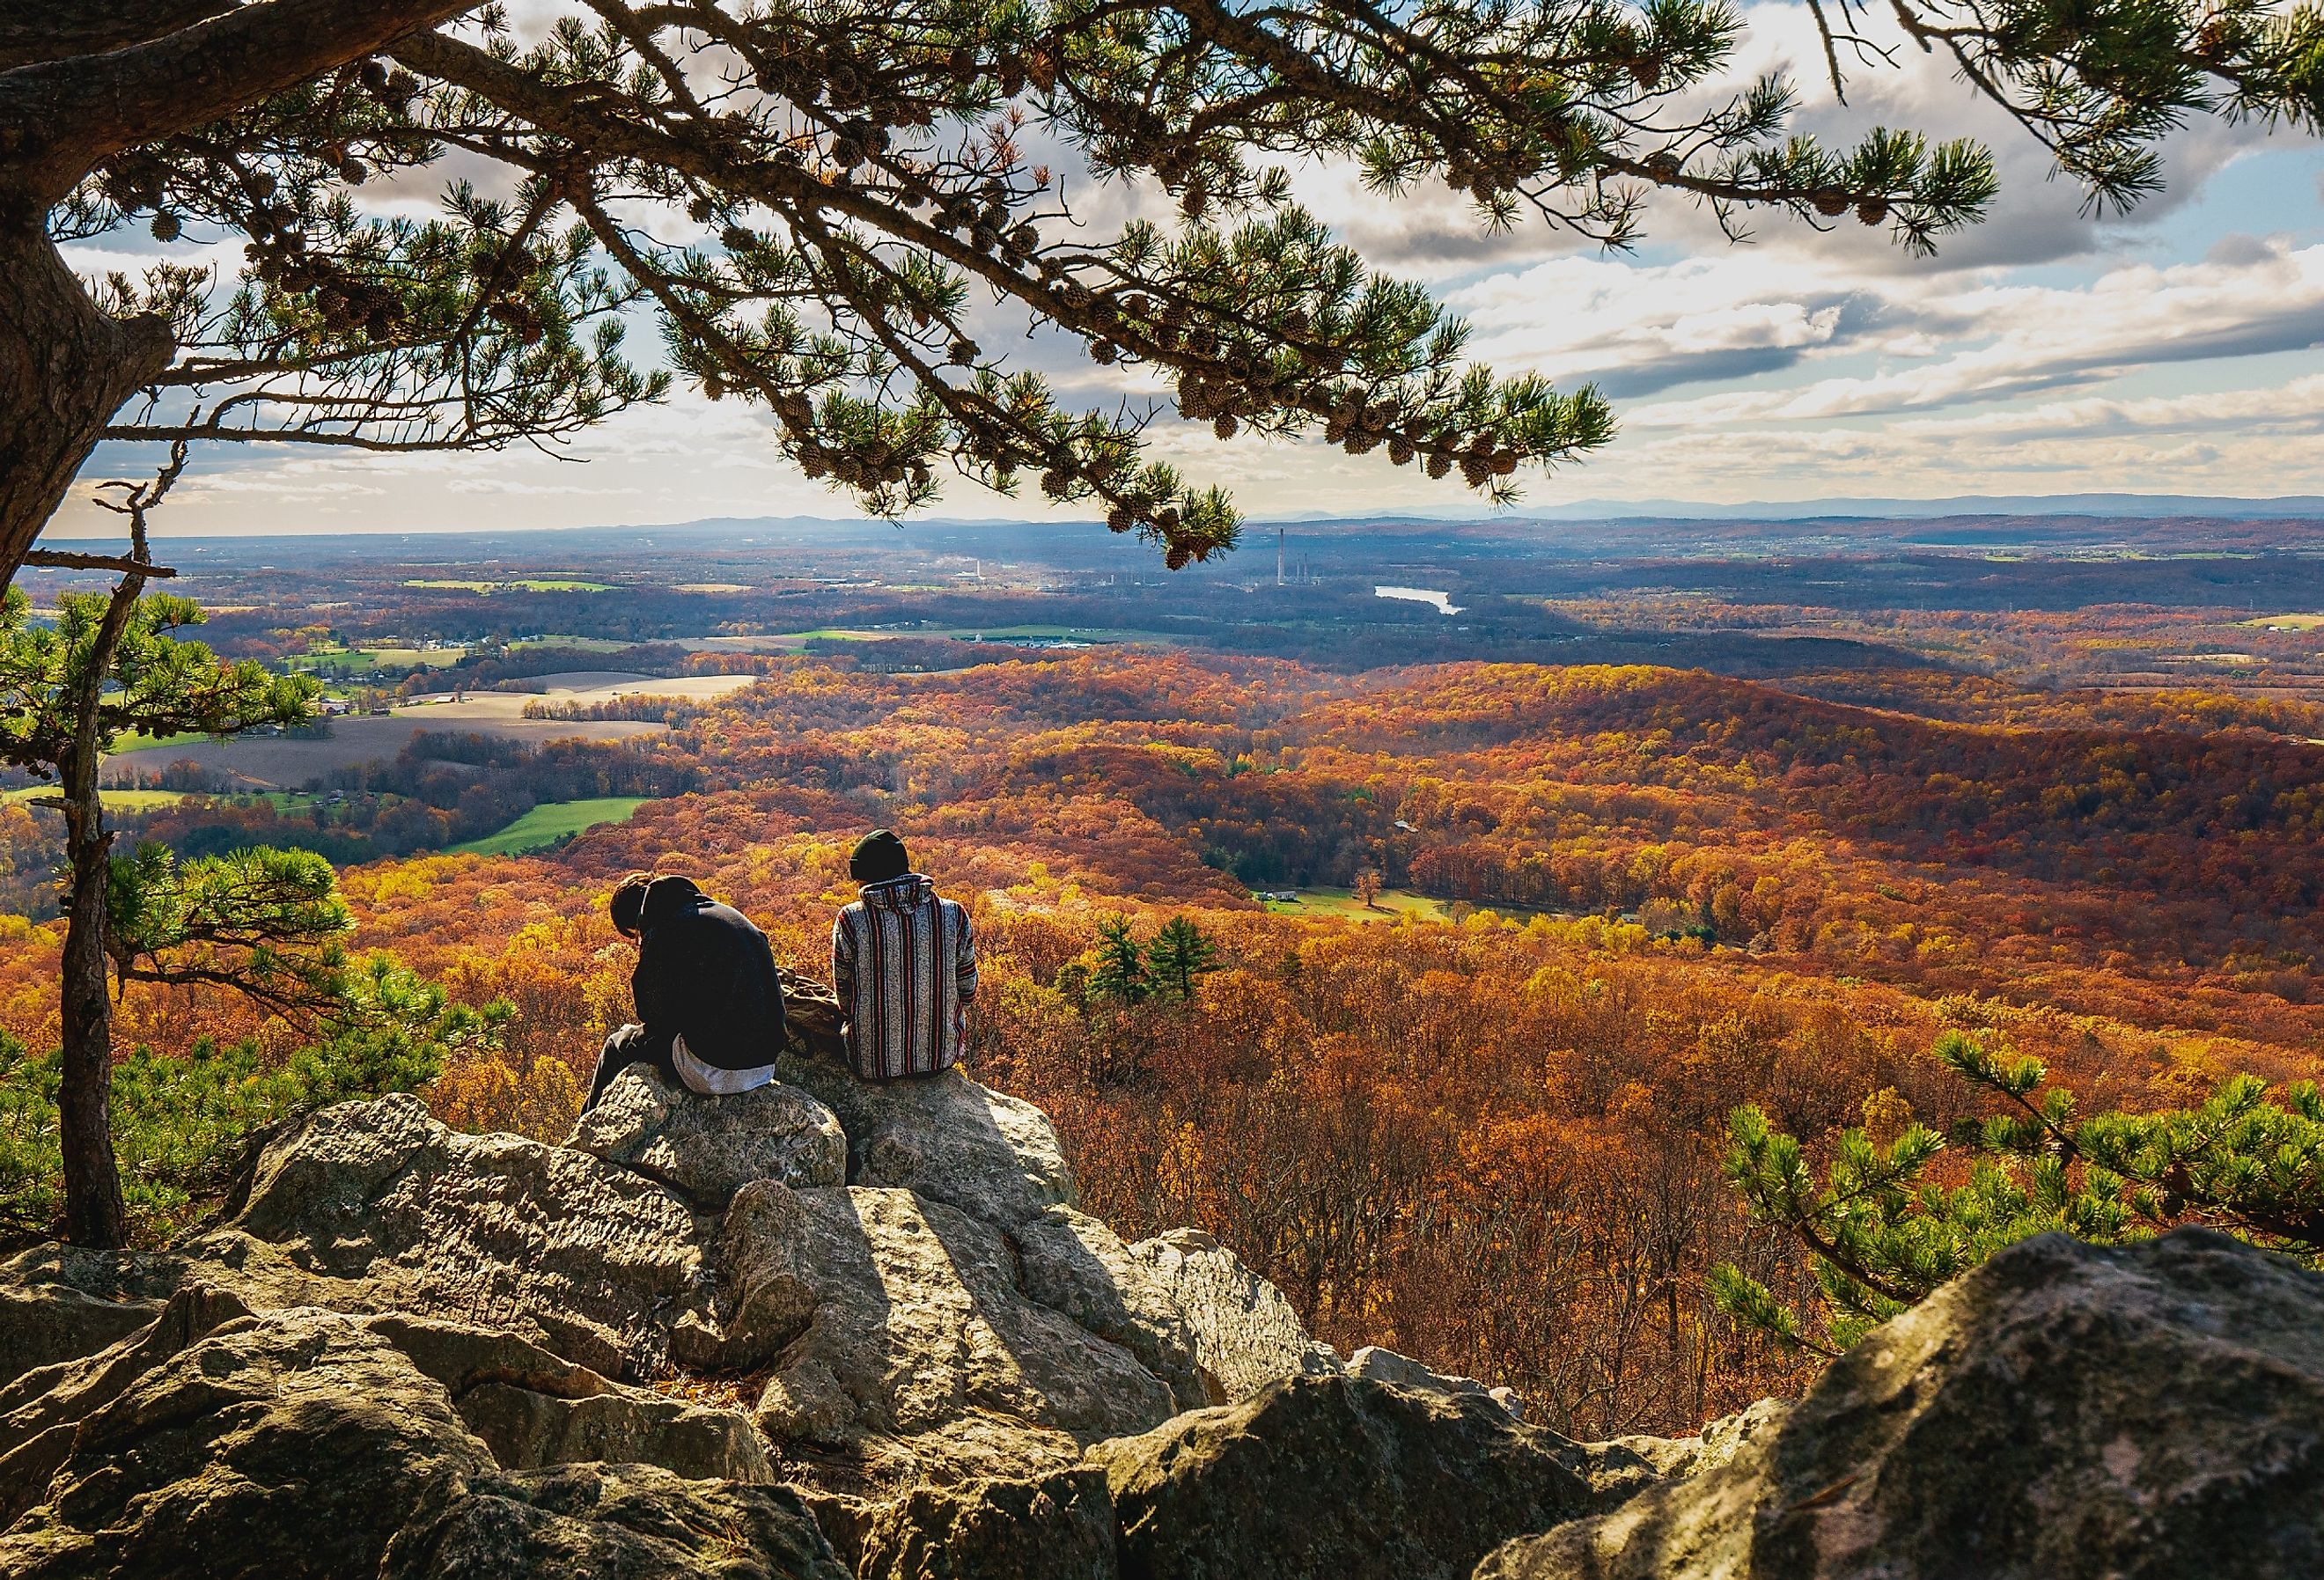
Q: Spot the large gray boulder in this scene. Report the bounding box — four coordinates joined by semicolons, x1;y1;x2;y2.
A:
1088;1372;1605;1580
1120;1227;1341;1400
1475;1229;2324;1580
0;1280;262;1527
711;1179;1180;1488
565;1067;848;1211
0;1243;189;1386
856;1466;1119;1580
1015;1205;1217;1412
1349;1344;1526;1420
1606;1397;1787;1483
232;1093;719;1378
774;1055;1079;1230
366;1313;772;1484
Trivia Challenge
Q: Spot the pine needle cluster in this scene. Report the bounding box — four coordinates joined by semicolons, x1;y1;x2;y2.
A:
1712;1028;2324;1353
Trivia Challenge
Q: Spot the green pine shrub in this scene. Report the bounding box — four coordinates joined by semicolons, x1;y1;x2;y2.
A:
1712;1029;2324;1354
0;953;508;1246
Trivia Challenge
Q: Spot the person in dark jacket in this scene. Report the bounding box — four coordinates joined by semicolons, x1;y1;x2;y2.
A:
585;871;788;1111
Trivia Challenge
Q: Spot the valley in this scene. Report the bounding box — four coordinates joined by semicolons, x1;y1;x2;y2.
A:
6;508;2324;1437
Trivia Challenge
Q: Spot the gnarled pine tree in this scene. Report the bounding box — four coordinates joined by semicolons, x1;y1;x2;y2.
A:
0;445;316;1246
0;0;2032;585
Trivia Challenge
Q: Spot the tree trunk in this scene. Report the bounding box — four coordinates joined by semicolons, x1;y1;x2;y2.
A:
54;567;148;1250
57;787;124;1248
0;219;175;596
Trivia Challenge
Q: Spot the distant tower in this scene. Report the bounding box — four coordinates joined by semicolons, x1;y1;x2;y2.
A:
1276;527;1286;586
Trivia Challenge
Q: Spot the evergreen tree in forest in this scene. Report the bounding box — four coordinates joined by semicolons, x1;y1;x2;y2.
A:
1711;1030;2324;1355
1089;915;1151;1004
1144;914;1221;1000
106;841;354;1016
0;953;508;1246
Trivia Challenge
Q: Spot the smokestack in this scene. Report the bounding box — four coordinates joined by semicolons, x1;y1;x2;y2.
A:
1276;526;1285;586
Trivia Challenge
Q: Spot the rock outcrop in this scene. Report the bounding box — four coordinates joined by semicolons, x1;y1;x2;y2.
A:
1350;1343;1526;1420
0;1242;194;1387
6;1032;2323;1580
854;1467;1118;1580
382;1465;849;1580
567;1067;848;1210
234;1092;720;1378
0;1055;1350;1513
772;1055;1081;1230
1116;1226;1342;1400
1476;1230;2324;1580
714;1177;1179;1485
1090;1372;1607;1580
0;1305;496;1578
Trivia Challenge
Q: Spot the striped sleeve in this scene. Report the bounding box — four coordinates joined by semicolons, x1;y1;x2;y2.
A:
953;905;977;1001
832;910;857;998
832;908;857;1051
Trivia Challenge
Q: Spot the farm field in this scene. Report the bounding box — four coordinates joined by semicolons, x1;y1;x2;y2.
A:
403;578;614;593
110;731;210;753
450;797;653;855
99;672;757;790
0;787;189;812
289;644;469;674
1257;886;1449;922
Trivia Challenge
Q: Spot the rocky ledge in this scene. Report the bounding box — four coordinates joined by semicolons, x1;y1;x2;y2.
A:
3;1030;2320;1576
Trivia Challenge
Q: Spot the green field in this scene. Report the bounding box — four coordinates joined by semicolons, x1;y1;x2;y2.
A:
290;643;467;673
1258;887;1448;923
108;731;212;755
449;797;652;856
1;787;188;811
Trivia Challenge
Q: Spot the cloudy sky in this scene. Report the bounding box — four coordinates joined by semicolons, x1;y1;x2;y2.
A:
55;4;2324;539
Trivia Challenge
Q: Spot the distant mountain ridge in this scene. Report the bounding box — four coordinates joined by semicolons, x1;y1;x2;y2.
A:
1257;492;2324;523
40;493;2324;547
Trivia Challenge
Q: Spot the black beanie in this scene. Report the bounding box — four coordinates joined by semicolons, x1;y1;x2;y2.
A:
849;828;910;884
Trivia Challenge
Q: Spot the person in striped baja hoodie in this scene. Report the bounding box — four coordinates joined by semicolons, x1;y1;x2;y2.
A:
831;830;978;1080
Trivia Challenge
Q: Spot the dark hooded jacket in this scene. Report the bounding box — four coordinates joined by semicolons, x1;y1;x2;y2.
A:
632;876;787;1071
